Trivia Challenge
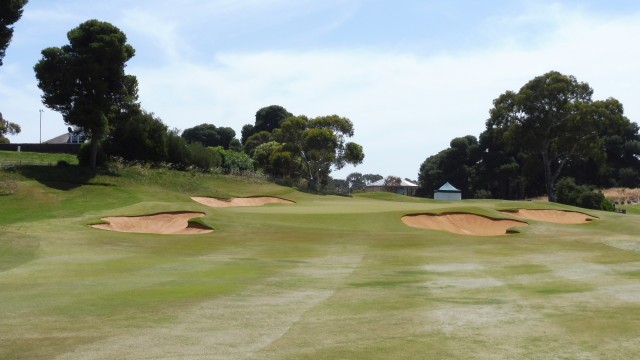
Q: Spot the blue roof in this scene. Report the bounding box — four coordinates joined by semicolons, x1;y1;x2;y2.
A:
437;182;460;192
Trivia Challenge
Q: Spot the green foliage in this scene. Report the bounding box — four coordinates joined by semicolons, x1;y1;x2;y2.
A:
556;177;611;210
418;135;480;198
486;71;622;202
0;112;21;143
181;123;237;149
0;0;27;66
214;147;254;173
34;19;138;169
241;105;293;144
418;71;640;202
104;111;168;163
187;143;222;171
243;131;272;156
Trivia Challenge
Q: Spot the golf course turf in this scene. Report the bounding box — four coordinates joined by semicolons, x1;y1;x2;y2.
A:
1;163;640;359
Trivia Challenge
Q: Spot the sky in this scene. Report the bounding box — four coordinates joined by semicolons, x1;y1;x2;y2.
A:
1;0;640;180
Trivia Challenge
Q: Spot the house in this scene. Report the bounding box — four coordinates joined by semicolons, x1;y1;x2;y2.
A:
44;131;86;144
365;178;419;196
434;182;462;200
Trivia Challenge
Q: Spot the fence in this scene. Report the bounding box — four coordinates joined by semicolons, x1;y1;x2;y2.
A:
0;143;81;154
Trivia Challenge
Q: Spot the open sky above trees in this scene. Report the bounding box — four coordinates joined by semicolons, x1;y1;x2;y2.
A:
1;0;640;179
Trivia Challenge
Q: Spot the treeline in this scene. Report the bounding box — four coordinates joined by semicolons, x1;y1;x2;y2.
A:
417;71;640;209
84;103;365;191
28;19;364;191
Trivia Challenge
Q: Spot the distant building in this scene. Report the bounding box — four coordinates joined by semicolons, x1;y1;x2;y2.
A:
44;132;86;144
434;182;462;200
365;178;419;196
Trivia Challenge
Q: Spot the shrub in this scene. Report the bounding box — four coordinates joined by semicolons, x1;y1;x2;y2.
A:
556;177;612;211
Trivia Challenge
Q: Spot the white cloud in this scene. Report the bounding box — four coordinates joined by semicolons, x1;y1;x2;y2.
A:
130;8;640;180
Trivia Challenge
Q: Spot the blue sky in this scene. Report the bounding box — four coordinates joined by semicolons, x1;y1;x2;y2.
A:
2;0;640;179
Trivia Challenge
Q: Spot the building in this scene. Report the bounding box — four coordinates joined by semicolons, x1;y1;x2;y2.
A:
365;178;419;196
434;182;462;200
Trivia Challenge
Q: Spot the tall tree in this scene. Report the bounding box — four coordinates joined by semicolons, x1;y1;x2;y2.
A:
34;19;138;169
0;0;27;66
486;71;616;202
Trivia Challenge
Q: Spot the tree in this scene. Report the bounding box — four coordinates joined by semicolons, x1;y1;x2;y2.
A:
241;105;292;144
363;173;383;185
346;172;365;191
244;131;273;156
34;19;138;169
182;123;237;149
276;115;364;190
486;71;619;202
0;0;27;66
383;176;402;193
417;135;481;198
0;112;21;143
104;111;168;162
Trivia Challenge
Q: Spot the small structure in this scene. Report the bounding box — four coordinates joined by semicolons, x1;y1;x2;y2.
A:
365;178;419;196
44;131;86;144
434;182;462;200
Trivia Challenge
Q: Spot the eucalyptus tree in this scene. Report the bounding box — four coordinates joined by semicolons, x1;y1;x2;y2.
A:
486;71;622;202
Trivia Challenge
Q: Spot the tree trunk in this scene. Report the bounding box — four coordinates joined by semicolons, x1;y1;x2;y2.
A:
90;140;99;170
541;149;556;202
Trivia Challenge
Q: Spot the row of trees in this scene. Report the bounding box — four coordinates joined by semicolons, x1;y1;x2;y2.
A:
0;0;28;143
418;71;640;206
30;19;364;190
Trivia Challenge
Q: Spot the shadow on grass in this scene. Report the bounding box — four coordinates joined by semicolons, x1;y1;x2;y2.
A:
12;165;113;190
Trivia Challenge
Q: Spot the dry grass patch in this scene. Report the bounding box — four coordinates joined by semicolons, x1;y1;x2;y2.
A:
603;188;640;205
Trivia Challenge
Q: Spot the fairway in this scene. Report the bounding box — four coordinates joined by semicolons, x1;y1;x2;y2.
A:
2;167;640;359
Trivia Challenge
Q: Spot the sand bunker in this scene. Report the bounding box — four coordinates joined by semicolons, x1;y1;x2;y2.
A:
500;209;596;224
92;211;213;235
402;213;528;236
191;196;294;208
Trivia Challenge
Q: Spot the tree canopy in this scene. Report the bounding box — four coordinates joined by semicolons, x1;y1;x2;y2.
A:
0;0;27;66
486;71;626;201
181;123;237;149
241;105;293;144
34;19;138;169
252;113;364;190
417;71;640;204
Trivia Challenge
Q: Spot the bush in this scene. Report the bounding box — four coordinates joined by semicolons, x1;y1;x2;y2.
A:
473;189;492;199
215;147;254;173
556;177;612;211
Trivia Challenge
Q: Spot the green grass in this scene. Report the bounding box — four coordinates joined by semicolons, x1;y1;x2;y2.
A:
0;150;79;165
1;160;640;359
